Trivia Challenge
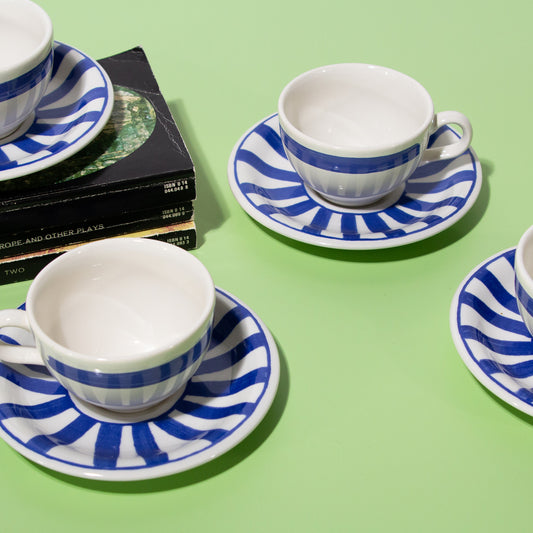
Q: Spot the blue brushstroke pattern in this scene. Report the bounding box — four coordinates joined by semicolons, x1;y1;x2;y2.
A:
456;249;533;407
0;41;110;171
0;289;273;472
233;117;478;242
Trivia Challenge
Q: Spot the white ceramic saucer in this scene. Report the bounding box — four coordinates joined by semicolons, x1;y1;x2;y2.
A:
450;248;533;416
0;288;280;481
0;41;114;181
228;114;482;249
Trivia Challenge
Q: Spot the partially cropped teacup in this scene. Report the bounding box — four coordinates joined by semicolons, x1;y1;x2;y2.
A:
515;226;533;338
0;238;216;412
278;63;473;207
0;0;54;139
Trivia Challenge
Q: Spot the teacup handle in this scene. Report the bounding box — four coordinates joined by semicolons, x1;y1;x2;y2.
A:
0;309;43;365
421;111;473;163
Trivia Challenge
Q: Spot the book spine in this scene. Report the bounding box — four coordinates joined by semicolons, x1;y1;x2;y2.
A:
0;202;193;259
0;171;195;210
0;225;197;286
0;176;195;231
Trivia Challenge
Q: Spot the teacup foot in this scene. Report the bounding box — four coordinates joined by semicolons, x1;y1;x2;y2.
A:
68;385;186;424
0;113;35;145
307;183;406;211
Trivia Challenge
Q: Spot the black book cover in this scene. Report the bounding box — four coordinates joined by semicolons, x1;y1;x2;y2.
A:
0;200;193;259
0;175;195;231
0;46;195;212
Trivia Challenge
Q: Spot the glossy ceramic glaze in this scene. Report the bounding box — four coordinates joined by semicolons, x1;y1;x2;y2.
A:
0;41;114;180
0;238;216;411
0;288;280;480
0;0;53;138
228;114;481;249
514;226;533;337
451;248;533;417
278;64;473;206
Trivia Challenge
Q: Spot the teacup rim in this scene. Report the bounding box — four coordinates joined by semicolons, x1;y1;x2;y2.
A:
25;237;216;371
277;62;435;157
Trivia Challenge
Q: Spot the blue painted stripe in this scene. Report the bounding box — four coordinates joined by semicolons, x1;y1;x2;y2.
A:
516;280;533;316
94;423;122;469
251;198;315;220
25;414;97;454
0;363;64;395
239;182;304;201
254;122;286;158
515;387;533;404
154;417;229;444
46;326;211;389
280;127;420;174
132;423;169;466
384;205;420;225
460;325;533;356
364;213;407;238
0;51;53;103
460;291;526;334
207;305;251;351
35;86;110;120
49;41;69;77
399;194;469;214
38;55;96;108
29;110;104;136
177;399;253;419
236;149;301;182
0;396;71;420
409;157;455;179
472;268;518;311
407;169;476;194
478;357;533;379
308;207;333;233
186;367;270;397
340;213;358;238
8;132;70;156
199;332;266;374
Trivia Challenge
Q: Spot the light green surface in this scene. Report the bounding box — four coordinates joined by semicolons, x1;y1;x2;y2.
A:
0;0;531;531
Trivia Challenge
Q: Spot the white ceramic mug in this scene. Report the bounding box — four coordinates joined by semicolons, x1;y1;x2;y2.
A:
0;0;54;139
278;63;473;207
0;238;216;412
515;226;533;337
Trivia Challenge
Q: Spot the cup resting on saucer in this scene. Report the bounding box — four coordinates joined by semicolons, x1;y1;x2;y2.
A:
0;238;216;412
277;63;473;207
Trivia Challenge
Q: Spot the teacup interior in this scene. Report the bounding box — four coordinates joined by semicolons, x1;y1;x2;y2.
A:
30;240;213;360
280;64;433;150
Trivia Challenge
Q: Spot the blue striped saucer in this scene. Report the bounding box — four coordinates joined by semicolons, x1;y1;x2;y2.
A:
0;41;113;181
0;288;280;481
228;114;482;250
450;248;533;416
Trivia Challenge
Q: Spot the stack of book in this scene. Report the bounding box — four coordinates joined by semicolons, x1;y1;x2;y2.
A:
0;47;196;285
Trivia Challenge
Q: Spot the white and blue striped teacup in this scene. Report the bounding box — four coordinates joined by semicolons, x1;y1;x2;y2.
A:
0;238;216;412
515;226;533;338
0;0;54;139
278;63;473;207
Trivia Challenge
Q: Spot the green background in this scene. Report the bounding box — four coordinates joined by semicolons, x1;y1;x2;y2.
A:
0;0;530;531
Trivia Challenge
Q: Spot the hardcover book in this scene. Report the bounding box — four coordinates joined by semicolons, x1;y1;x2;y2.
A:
0;220;197;285
0;200;194;259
